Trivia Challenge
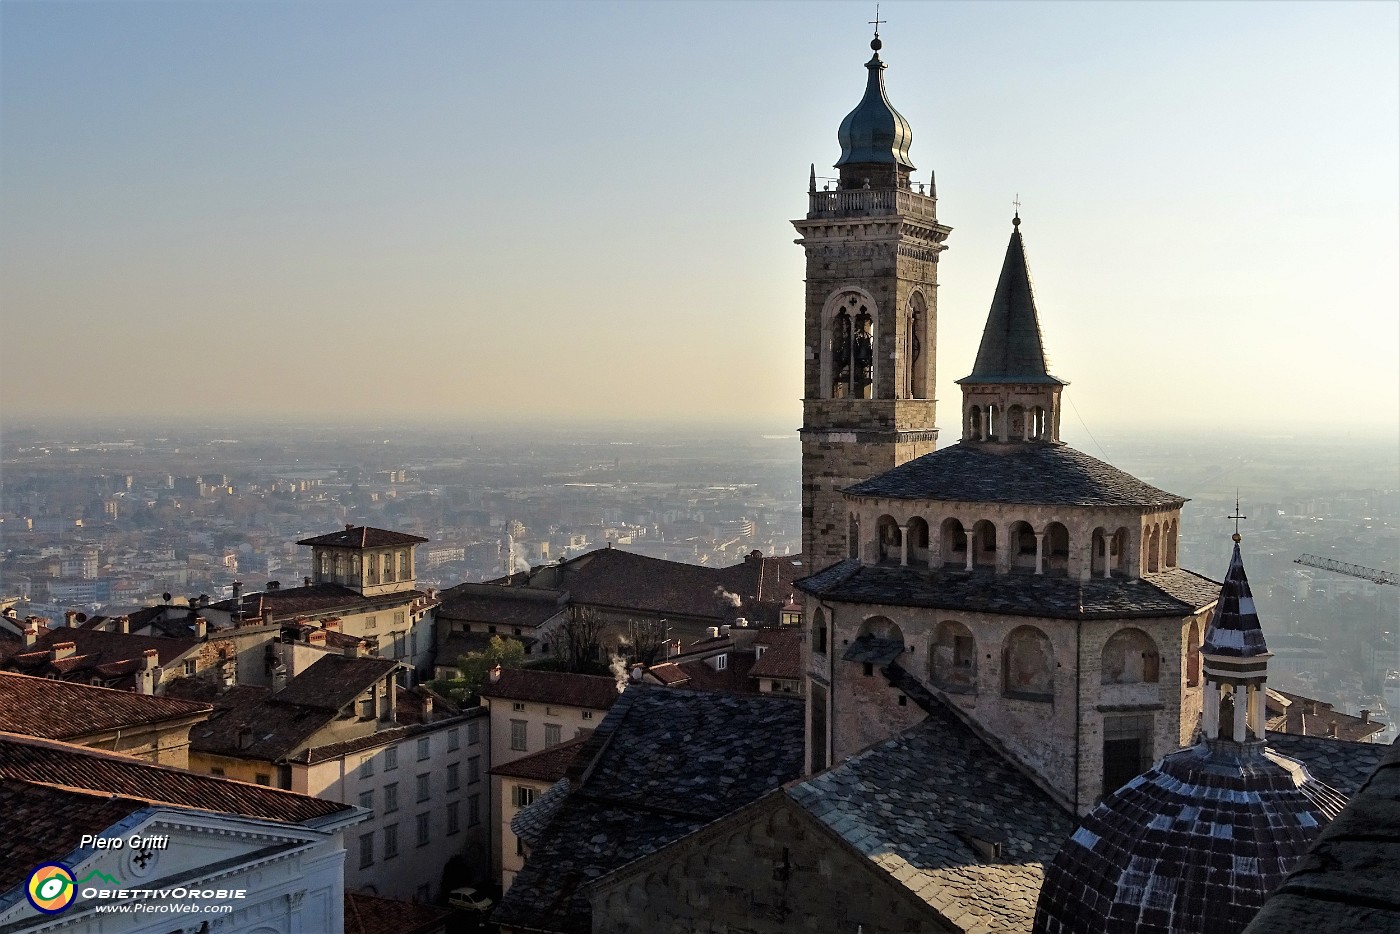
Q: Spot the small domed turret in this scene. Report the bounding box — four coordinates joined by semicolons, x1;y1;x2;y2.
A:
835;41;915;189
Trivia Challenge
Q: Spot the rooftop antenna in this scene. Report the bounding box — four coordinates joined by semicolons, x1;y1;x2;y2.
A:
1228;493;1248;543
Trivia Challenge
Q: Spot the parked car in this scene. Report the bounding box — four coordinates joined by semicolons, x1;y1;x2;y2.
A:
448;887;494;913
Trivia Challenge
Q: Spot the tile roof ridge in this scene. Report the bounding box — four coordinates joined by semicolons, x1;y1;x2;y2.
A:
882;663;1075;815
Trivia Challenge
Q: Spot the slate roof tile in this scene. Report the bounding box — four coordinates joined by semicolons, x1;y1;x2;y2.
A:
845;442;1185;507
296;526;428;548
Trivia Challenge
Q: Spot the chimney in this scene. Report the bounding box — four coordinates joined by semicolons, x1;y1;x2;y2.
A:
1326;720;1338;738
747;549;762;564
630;664;645;683
237;726;253;750
50;641;77;661
719;624;731;637
323;618;341;632
142;648;160;670
198;594;210;608
262;609;274;628
23;624;41;647
343;641;367;658
230;581;243;619
346;523;354;531
267;580;280;591
1361;709;1372;724
304;576;313;588
194;617;207;638
65;609;79;627
421;692;433;719
308;630;327;647
489;664;503;684
117;615;130;634
706;626;720;640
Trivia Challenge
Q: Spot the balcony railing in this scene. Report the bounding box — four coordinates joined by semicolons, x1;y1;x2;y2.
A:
807;188;940;222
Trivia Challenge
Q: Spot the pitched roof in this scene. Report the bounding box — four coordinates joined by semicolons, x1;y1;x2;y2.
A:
479;668;619;711
435;583;567;627
1267;691;1386;743
0;732;354;824
208;583;427;621
271;654;400;710
798;560;1220;620
0;672;211;740
491;736;588;782
345;893;451;934
296;526;429;548
0;626;198;685
1201;540;1269;657
1263;732;1390;798
958;218;1064;386
0;779;149;895
750;629;803;681
844;442;1185;506
789;687;1075;933
493;687;804;934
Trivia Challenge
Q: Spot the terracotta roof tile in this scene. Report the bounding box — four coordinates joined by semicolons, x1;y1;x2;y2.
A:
492;736;589;782
0;672;211;740
749;629;803;681
479;668;620;711
0;732;354;824
0;779;148;894
271;654;400;711
1;626;197;684
345;892;451;934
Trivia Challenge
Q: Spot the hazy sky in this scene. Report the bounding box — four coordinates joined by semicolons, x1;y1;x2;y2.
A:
3;1;1396;437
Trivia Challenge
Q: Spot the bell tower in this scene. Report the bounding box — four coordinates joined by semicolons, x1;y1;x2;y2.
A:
794;34;951;572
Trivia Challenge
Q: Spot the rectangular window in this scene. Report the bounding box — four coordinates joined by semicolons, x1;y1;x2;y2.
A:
400;552;410;579
715;654;727;670
210;767;225;777
384;823;398;859
448;729;460;751
358;755;374;779
358;832;374;869
447;801;460;835
447;763;460;791
510;719;527;752
512;785;537;808
365;615;377;630
385;746;398;771
516;835;526;856
582;710;593;721
384;782;398;813
468;721;480;745
512;701;526;712
416;812;430;847
417;737;431;760
469;794;481;827
183;659;197;676
394;610;406;626
544;723;561;747
417;773;430;802
255;774;270;786
468;755;480;784
359;790;374;811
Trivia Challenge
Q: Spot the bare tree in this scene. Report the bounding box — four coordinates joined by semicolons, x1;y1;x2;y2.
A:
625;617;669;667
551;606;608;673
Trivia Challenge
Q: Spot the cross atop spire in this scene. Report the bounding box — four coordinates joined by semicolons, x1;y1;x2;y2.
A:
1228;495;1248;542
869;3;885;42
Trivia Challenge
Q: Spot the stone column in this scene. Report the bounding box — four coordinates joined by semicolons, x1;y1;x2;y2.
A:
1034;532;1046;576
1233;683;1248;742
1249;683;1267;740
899;524;909;567
964;525;974;572
1102;536;1113;579
1203;681;1220;737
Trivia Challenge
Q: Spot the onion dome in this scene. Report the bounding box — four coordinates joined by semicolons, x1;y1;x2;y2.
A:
835;38;915;170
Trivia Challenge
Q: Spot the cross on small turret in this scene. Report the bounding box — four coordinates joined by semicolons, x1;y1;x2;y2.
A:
1228;495;1248;541
869;4;885;37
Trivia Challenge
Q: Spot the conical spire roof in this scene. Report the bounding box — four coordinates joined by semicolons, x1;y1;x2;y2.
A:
1201;540;1269;658
959;217;1065;386
835;41;915;170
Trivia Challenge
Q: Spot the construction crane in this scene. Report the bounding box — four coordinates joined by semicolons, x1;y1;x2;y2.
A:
1294;554;1398;587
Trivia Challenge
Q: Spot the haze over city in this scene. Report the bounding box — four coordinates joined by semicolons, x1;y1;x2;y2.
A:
3;1;1396;436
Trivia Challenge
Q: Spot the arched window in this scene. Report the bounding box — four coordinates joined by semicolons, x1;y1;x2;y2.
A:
971;520;997;569
1146;524;1162;573
399;550;410;580
382;551;395;583
1009;521;1037;573
1165;520;1178;568
366;553;378;585
825;292;878;399
334;553;345;581
967;405;983;442
988;405;1002;442
830;309;853;398
1112;527;1130;577
848;514;860;560
931;621;977;692
812;608;829;655
941;518;968;569
1043;522;1070;577
876;516;902;565
857;616;904;645
1003;626;1055;700
319;551;331;579
1032;406;1047;440
906;293;928;399
1101;628;1161;684
1091;527;1109;578
1185;619;1200;687
906;517;930;566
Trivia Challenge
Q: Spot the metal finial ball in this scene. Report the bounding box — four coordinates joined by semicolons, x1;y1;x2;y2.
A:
870;36;882;51
1012;214;1021;227
1232;532;1242;543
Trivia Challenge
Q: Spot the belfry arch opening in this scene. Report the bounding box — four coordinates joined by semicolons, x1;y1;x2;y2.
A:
941;518;968;569
824;292;876;400
971;520;997;569
906;292;928;399
1043;522;1070;577
876;515;902;565
906;517;930;566
1010;521;1037;573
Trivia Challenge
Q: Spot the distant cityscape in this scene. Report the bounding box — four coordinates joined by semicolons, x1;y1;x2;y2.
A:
2;422;1394;740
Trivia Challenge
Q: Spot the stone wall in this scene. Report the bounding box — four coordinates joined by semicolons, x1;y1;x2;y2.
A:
590;795;955;934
